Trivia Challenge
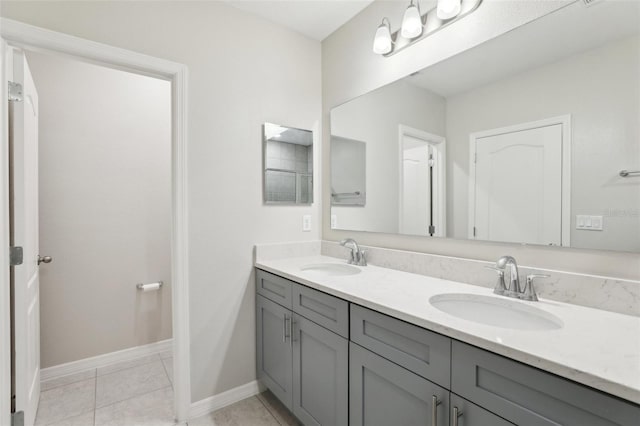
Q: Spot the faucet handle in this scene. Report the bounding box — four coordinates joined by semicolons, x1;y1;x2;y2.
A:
347;249;356;265
484;266;507;295
521;274;550;301
358;250;367;266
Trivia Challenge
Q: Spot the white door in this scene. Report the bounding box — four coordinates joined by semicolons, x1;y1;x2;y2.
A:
471;124;563;245
10;48;40;426
400;138;431;236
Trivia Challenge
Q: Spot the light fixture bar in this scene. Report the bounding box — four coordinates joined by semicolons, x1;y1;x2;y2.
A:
380;0;483;57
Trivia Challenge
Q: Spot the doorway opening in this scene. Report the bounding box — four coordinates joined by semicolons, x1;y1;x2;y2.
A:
2;19;190;426
398;124;446;237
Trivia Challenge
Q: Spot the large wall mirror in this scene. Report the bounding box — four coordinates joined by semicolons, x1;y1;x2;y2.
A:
263;122;313;204
330;0;639;253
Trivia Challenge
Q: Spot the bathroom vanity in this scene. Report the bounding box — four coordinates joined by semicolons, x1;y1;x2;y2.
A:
255;256;640;426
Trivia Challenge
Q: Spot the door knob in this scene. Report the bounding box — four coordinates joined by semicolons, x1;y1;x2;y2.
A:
37;255;53;265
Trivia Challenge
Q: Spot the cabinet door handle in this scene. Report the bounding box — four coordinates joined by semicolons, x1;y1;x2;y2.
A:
290;317;296;347
431;395;441;426
452;406;462;426
283;314;289;342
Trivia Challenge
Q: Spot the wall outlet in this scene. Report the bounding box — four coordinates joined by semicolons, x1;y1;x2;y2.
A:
302;215;312;232
331;215;338;229
576;215;603;231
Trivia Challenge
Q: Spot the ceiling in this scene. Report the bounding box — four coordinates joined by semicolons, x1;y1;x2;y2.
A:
224;0;374;41
407;0;640;97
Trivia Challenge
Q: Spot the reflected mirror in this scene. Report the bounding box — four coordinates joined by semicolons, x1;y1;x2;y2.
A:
263;123;313;204
330;0;640;252
331;137;366;206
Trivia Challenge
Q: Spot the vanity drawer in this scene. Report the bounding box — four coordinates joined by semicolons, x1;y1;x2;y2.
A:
451;341;640;426
256;269;292;308
350;304;451;388
292;283;349;338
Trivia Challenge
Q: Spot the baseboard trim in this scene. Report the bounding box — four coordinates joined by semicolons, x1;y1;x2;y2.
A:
189;380;265;420
40;339;173;382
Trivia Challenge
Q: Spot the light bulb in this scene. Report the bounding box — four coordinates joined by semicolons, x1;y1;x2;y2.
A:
372;19;392;55
437;0;461;20
401;2;422;39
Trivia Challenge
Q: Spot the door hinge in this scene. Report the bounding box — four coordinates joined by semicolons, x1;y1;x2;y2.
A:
428;225;436;235
473;227;477;237
8;81;23;102
11;411;24;426
9;246;23;266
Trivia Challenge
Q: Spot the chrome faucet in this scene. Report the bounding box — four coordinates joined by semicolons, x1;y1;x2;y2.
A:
497;255;521;297
485;255;549;301
340;238;367;266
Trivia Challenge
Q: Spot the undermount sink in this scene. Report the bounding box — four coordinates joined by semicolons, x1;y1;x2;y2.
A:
300;263;361;277
429;293;563;331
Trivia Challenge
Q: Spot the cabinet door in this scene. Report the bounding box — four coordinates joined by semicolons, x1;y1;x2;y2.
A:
450;394;514;426
256;295;293;409
292;314;348;426
350;342;449;426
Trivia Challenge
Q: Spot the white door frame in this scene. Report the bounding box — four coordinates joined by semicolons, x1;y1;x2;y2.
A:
468;115;571;246
398;124;446;237
0;18;191;424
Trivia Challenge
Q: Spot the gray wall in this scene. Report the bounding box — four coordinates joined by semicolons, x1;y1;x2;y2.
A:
322;0;640;280
1;1;322;402
26;52;172;368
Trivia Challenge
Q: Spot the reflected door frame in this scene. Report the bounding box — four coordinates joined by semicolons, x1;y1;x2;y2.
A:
468;115;572;246
398;124;446;237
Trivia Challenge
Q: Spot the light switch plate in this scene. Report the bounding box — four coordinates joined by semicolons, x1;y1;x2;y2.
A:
302;214;312;232
331;215;338;229
576;215;603;231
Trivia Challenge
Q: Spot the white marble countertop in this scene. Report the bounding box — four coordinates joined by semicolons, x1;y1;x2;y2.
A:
255;255;640;405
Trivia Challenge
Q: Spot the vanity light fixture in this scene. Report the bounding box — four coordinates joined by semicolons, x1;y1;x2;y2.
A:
437;0;462;20
401;0;423;39
372;18;393;55
373;0;483;57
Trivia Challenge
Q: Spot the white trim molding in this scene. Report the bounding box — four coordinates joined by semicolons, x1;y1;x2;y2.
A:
189;381;266;420
1;18;191;423
468;114;572;246
0;39;13;426
41;339;173;382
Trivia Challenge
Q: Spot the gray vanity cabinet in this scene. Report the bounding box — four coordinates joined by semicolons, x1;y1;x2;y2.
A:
350;342;449;426
256;269;349;426
292;314;348;426
451;341;640;426
257;269;640;426
256;294;294;409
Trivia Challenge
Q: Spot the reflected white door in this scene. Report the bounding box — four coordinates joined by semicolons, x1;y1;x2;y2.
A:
10;48;40;426
401;139;431;235
471;124;563;245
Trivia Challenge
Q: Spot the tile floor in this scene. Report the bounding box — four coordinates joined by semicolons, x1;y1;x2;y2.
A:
36;351;299;426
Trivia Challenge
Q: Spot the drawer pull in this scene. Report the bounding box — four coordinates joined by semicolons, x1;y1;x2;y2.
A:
431;395;441;426
452;406;462;426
